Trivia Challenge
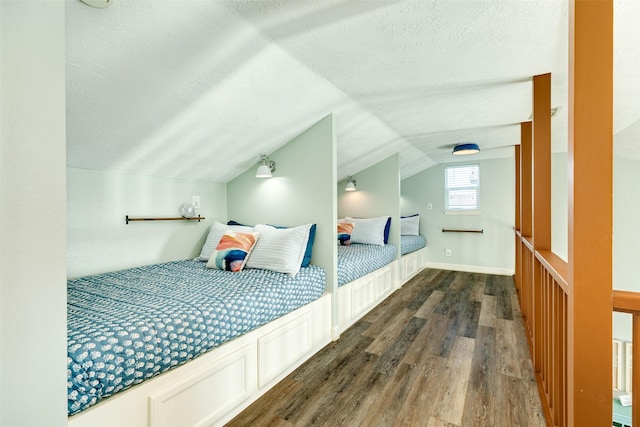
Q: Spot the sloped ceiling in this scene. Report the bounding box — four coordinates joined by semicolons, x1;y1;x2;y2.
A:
66;0;640;183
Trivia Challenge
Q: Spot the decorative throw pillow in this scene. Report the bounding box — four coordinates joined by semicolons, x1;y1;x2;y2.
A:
401;214;420;236
337;222;354;246
198;221;254;261
206;230;259;272
227;220;317;268
345;216;389;246
245;224;311;276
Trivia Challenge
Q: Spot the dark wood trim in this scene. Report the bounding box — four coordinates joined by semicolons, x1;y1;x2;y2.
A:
125;215;205;224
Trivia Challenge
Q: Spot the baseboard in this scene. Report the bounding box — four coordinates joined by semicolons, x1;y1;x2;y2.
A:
425;262;514;276
331;326;341;341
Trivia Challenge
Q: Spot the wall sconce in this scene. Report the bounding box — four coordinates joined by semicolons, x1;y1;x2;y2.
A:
256;154;276;178
345;176;357;192
452;143;480;155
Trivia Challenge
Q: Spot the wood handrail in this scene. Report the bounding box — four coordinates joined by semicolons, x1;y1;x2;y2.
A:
522;236;534;251
612;290;640;314
535;250;569;293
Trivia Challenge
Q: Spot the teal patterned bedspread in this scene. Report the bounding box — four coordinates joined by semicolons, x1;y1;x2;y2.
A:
401;234;426;255
337;243;397;286
67;260;325;415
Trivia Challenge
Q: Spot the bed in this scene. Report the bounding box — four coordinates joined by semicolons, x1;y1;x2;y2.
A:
336;243;398;333
398;214;428;283
68;222;332;427
400;234;426;256
337;243;397;286
335;216;399;334
67;259;326;415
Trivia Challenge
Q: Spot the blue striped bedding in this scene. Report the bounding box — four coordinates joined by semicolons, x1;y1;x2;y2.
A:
401;234;427;255
337;243;397;287
67;260;325;415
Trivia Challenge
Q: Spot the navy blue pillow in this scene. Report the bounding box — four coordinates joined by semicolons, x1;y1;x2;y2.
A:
383;217;391;244
302;224;316;267
227;220;316;267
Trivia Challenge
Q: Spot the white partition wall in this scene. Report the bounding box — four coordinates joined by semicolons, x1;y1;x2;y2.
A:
227;114;337;294
0;2;67;426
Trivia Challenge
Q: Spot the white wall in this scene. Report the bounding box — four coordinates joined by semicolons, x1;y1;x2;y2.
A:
551;152;569;261
67;168;227;278
337;153;401;253
612;156;640;341
0;2;67;425
401;157;515;275
551;154;640;341
227;114;337;290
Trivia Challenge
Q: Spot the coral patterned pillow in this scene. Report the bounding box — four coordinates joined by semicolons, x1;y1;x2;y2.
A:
206;230;260;272
337;222;354;246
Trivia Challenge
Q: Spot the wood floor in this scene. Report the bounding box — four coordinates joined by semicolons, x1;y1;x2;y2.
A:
227;269;546;427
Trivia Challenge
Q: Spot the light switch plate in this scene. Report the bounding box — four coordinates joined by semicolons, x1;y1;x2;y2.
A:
192;196;201;209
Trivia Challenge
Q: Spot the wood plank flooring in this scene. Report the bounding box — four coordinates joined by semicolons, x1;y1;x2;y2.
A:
227;269;546;427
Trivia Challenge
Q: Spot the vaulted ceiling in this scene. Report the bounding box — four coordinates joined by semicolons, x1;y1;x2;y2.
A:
66;0;640;183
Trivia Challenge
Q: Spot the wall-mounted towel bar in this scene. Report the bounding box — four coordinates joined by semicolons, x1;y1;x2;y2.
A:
442;228;483;233
126;215;205;224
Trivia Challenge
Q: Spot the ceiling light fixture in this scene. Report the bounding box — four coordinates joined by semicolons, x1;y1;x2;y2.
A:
452;143;480;156
345;176;357;192
255;155;276;178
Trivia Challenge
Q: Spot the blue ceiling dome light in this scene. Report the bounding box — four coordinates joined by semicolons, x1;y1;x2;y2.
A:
452;143;480;155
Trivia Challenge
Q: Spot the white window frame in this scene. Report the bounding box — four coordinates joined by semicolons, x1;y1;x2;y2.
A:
444;163;480;214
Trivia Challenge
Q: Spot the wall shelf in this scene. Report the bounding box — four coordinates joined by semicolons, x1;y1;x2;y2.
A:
126;215;205;224
442;228;483;233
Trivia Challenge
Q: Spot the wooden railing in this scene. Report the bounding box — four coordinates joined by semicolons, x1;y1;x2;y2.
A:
515;233;569;427
518;235;639;427
613;290;640;426
535;249;568;427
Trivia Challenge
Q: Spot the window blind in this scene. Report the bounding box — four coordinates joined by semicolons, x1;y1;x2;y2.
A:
445;164;480;210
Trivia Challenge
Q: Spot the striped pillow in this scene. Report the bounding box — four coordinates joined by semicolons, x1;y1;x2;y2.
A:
245;224;311;276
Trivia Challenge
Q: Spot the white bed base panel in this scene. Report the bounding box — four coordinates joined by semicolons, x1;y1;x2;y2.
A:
68;293;332;427
336;260;399;334
399;246;428;285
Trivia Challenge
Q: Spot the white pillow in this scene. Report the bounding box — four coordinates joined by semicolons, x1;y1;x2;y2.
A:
345;216;388;246
401;215;420;236
198;221;254;261
245;224;311;276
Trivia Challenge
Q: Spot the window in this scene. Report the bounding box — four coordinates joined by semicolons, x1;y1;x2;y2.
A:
445;164;480;211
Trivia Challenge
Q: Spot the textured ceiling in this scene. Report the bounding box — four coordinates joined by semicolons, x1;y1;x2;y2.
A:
66;0;640;183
